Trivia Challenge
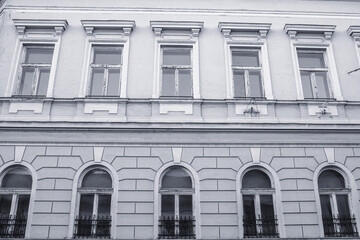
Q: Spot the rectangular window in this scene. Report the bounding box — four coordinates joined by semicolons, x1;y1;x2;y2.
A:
231;48;264;98
161;47;192;97
297;49;331;99
17;45;54;97
89;46;122;97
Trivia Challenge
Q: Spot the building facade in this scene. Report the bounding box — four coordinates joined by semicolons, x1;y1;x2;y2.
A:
0;0;360;239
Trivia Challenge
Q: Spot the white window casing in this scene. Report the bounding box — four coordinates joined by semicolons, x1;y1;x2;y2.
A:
150;21;203;99
348;26;360;73
6;19;68;98
218;22;273;100
284;24;343;101
79;20;135;98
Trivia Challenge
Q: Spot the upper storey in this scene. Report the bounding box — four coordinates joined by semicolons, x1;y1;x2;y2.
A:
0;0;359;128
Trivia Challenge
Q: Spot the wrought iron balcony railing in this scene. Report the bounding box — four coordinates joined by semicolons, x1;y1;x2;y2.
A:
158;216;195;239
73;215;111;239
243;215;279;238
322;215;358;237
0;214;27;238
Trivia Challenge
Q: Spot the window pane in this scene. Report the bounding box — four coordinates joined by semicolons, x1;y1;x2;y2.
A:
233;70;246;97
163;49;191;65
16;195;30;217
93;47;122;65
260;195;274;218
162;168;192;188
161;195;175;217
1;167;32;189
242;170;271;189
107;69;121;96
179;195;192;217
300;71;313;98
79;194;94;216
0;195;12;215
320;195;332;217
37;68;50;96
243;195;255;218
162;68;176;96
178;69;192;97
232;50;259;67
90;69;105;96
20;68;35;95
318;170;345;189
337;195;350;217
315;72;330;98
25;48;54;64
249;71;263;98
297;52;325;68
82;169;112;188
98;195;111;217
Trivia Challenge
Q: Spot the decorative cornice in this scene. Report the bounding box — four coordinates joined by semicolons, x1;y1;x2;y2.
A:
13;19;68;36
81;20;136;36
150;21;203;37
284;24;336;39
218;22;271;39
348;26;360;41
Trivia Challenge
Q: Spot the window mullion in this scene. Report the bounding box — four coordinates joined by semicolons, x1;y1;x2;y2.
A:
175;69;179;97
310;72;318;98
10;193;18;217
103;68;109;96
32;68;40;96
331;193;339;217
245;70;250;97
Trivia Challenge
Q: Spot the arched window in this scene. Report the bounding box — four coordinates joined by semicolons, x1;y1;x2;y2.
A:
74;168;112;238
241;169;278;238
158;167;195;239
0;166;32;238
318;169;357;237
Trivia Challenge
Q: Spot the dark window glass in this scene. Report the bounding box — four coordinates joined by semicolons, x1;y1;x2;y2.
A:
79;194;94;217
107;69;121;96
318;170;345;189
162;69;176;96
93;48;122;65
178;69;192;97
242;170;271;189
260;195;274;218
90;69;105;96
1;168;32;189
232;50;260;67
249;71;263;98
179;195;192;217
337;195;351;217
161;195;175;217
300;71;313;98
234;71;246;97
25;48;54;64
98;195;111;217
0;195;12;215
297;52;325;68
315;72;330;98
82;169;112;188
19;68;35;95
162;168;192;189
163;49;191;65
16;195;30;217
320;195;332;217
243;195;255;218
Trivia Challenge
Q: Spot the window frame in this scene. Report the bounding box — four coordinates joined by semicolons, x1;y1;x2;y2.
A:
0;165;34;239
15;44;55;97
231;47;265;99
87;45;123;97
285;24;342;101
6;19;67;98
150;21;203;99
160;46;193;98
241;169;277;237
75;167;114;238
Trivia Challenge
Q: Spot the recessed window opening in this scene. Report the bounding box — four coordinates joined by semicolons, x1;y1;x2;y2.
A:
231;48;264;99
0;166;32;238
158;167;195;239
161;47;193;98
297;49;333;99
318;169;358;237
16;45;54;97
74;169;112;239
241;169;278;238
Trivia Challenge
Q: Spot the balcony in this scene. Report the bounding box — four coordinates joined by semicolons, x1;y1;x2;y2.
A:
158;216;195;239
322;215;358;237
243;216;279;238
0;214;27;238
73;215;111;238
